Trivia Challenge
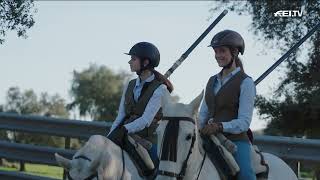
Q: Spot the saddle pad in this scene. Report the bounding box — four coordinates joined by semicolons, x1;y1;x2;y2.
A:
202;135;239;180
127;135;155;170
204;135;269;179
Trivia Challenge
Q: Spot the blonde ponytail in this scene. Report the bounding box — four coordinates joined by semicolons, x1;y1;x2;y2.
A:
235;57;245;73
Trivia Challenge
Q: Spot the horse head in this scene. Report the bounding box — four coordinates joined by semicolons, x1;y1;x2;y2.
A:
156;91;203;180
55;135;111;180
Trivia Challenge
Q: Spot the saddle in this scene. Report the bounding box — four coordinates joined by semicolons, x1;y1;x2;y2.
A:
123;135;157;178
202;134;269;180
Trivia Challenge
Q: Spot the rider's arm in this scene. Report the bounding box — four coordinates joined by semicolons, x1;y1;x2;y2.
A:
124;84;167;133
108;83;128;135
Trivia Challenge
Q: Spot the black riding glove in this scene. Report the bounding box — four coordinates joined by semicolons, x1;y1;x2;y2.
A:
107;126;128;148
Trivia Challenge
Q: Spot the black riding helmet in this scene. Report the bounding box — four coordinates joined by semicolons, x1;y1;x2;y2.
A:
208;30;245;55
125;42;160;68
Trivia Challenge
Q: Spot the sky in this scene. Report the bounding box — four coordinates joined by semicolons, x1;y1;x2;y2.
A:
0;1;290;130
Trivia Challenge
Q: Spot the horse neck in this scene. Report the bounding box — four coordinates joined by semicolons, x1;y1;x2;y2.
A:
106;142;142;179
101;141;125;174
185;128;204;179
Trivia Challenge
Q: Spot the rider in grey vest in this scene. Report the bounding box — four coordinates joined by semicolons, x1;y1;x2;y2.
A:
199;30;257;180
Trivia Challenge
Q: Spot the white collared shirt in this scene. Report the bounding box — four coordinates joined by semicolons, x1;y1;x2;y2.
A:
198;67;256;134
109;73;168;134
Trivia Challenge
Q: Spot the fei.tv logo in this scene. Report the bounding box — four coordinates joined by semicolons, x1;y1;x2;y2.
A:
274;10;303;17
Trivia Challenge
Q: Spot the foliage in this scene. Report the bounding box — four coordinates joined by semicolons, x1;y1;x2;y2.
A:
0;0;36;44
68;64;131;121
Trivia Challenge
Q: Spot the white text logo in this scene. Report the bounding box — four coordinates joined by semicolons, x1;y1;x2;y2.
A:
274;10;303;17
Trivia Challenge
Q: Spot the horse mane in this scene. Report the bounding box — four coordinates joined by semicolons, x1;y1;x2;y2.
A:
160;119;179;162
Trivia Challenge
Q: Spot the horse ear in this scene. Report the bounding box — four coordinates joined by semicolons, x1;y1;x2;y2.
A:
189;90;204;113
55;153;71;170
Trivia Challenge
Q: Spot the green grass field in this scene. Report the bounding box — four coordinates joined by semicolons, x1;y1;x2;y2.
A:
0;163;63;179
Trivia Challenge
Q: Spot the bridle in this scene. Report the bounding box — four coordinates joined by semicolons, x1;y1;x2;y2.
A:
157;116;196;180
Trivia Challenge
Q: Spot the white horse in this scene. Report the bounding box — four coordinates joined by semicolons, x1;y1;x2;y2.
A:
54;90;196;180
55;134;143;180
156;92;298;180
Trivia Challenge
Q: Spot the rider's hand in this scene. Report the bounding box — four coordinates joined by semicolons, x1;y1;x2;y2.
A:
200;122;223;135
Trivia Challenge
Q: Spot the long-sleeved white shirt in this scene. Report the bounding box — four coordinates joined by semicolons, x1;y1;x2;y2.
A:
108;74;168;134
198;67;256;134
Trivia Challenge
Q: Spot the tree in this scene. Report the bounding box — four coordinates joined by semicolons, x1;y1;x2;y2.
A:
5;87;41;115
210;1;320;138
68;64;131;121
39;93;69;118
0;0;36;44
